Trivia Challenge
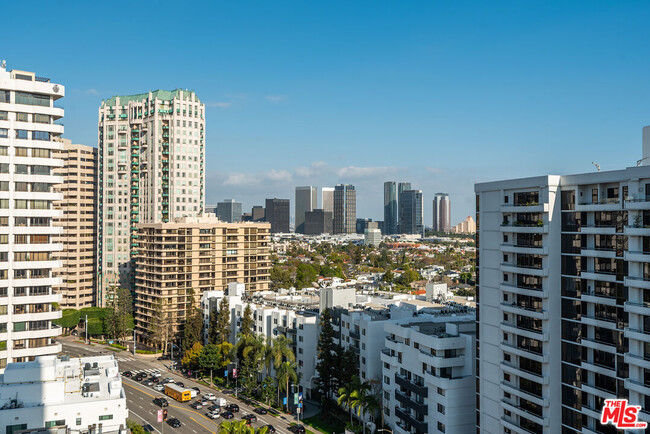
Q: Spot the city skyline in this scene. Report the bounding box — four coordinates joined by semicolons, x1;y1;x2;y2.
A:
4;2;650;225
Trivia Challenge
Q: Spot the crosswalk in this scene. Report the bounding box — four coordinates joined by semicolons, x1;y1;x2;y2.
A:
125;367;161;375
115;356;136;363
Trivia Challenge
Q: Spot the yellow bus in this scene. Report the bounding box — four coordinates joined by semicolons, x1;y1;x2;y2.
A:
165;383;192;402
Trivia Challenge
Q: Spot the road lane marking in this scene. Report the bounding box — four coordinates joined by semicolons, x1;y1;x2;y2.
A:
128;409;162;434
189;416;216;434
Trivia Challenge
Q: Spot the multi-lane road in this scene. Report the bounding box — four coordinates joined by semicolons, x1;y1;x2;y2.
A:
60;337;305;434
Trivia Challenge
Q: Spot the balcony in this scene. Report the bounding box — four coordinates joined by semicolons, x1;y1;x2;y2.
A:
575;199;621;212
580;248;617;259
394;390;428;415
500;302;548;320
500;203;548;213
624;327;650;343
349;330;360;340
625;276;650;290
624;197;650;210
394;374;428;398
500;243;548;255
625;226;650;237
500;263;547;277
499;283;547;298
394;406;427;433
578;224;617;235
500;223;548;234
625;251;650;263
625;301;650;316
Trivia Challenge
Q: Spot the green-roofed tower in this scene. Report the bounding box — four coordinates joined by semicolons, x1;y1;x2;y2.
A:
97;89;205;304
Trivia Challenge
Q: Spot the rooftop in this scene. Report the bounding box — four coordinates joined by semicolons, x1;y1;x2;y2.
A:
101;89;199;106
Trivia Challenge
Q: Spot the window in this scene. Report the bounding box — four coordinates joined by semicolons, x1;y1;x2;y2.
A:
15;130;28;139
33;114;50;124
438;403;445;414
16;113;28;122
76;418;82;426
0;129;7;138
437;387;445;396
0;91;9;103
99;415;113;421
14;165;28;174
15;92;50;107
0;147;6;156
437;422;445;432
32;148;50;158
0;164;7;173
44;420;66;428
14;148;28;157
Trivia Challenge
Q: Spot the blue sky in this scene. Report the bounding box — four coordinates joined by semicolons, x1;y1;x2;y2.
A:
3;1;650;224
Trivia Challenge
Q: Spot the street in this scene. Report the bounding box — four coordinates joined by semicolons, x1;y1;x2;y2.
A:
60;337;308;434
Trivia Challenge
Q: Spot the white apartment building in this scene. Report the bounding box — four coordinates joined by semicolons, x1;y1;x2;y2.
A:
0;355;128;434
382;321;476;434
0;64;64;367
475;162;650;433
97;89;205;303
364;228;382;246
201;286;320;397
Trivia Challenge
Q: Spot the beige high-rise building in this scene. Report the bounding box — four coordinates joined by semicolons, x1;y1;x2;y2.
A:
97;90;205;306
450;215;476;234
53;139;97;308
133;215;270;345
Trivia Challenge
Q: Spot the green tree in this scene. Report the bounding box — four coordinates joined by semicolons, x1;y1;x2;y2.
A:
218;421;269;434
213;296;231;344
199;342;233;384
260;376;277;409
315;309;338;416
349;381;374;434
338;375;362;426
337;346;359;386
127;419;147;434
148;300;174;352
295;263;317;288
181;342;203;371
276;361;298;412
382;270;394;283
240;304;254;337
270;264;294;289
182;306;203;352
236;334;266;393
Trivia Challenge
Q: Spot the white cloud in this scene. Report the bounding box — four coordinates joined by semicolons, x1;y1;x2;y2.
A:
222;172;257;187
206;101;232;108
336;166;397;178
85;88;99;96
265;95;286;102
266;169;292;182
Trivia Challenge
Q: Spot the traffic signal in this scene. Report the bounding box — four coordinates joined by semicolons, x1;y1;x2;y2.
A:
163;409;168;421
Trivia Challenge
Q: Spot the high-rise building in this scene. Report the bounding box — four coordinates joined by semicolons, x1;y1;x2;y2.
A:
216;199;242;223
364;228;381;246
398;189;424;235
304;209;332;235
134;215;270;346
451;216;476;234
321;187;334;214
265;198;290;233
53;139;97;309
295;186;317;233
433;192;451;232
356;217;373;234
397;182;412;234
333;184;356;234
0;64;65;365
475;163;650;433
384;181;397;235
97;89;205;304
252;205;265;222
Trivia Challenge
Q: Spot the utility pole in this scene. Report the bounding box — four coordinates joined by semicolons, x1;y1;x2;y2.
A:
133;328;136;356
85;314;88;344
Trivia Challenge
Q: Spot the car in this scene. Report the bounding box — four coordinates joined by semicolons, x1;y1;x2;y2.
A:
207;410;220;419
203;393;217;401
151;371;161;377
151;377;160;383
144;380;154;386
265;425;276;433
192;387;200;393
167;418;181;428
242;414;257;424
254;407;268;415
153;397;169;407
142;424;154;433
225;404;239;413
134;376;144;382
221;411;234;419
122;371;132;378
207;404;220;412
163;377;175;383
189;401;203;410
288;425;306;434
176;382;184;387
158;354;171;360
71;330;78;336
154;384;165;392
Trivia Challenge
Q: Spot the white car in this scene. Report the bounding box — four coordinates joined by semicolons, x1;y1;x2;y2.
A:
154;384;164;391
151;371;161;378
163;377;175;383
207;410;220;419
203;393;217;401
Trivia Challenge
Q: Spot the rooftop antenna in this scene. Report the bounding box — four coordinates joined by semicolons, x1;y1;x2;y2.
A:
592;162;601;172
637;157;649;167
1;60;5;69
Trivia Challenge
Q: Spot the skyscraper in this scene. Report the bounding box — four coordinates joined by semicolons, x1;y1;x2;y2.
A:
398;181;412;196
333;184;356;234
295;186;317;233
398;189;424;235
216;199;242;223
304;209;333;235
475;163;650;433
433;193;451;232
321;187;334;213
397;182;412;234
53;139;98;309
265;198;290;233
0;64;65;365
383;181;397;235
97;89;205;303
251;205;265;222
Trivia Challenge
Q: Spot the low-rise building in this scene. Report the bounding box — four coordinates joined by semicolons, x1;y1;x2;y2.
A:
364;228;382;246
0;355;128;434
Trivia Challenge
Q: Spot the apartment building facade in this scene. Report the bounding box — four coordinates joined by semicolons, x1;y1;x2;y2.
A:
0;65;64;367
53;139;97;308
97;89;205;303
433;193;451;233
382;321;476;434
476;167;650;433
134;215;270;345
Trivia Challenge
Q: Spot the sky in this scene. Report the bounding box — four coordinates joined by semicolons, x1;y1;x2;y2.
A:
3;1;650;225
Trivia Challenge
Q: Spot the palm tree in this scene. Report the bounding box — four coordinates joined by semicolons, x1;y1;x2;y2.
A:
267;335;296;405
349;381;374;434
235;334;267;393
276;360;298;412
337;375;361;427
